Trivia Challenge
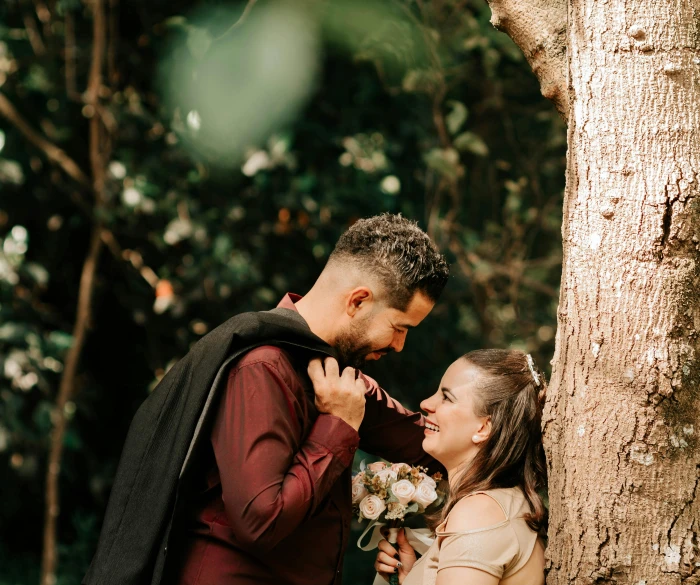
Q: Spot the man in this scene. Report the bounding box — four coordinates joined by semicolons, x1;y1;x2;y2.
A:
84;214;449;585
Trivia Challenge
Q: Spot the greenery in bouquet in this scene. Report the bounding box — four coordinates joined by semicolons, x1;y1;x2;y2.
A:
352;461;447;525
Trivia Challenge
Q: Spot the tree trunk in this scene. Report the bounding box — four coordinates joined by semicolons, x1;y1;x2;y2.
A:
543;0;700;584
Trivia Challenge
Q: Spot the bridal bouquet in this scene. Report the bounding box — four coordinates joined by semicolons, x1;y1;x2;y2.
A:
353;461;446;585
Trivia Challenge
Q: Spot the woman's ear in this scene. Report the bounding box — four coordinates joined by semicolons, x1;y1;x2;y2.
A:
471;417;492;445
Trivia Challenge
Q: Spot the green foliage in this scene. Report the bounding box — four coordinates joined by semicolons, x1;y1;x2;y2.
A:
0;0;565;583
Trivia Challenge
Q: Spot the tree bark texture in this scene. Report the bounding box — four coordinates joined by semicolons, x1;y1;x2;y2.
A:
485;0;569;120
544;1;700;584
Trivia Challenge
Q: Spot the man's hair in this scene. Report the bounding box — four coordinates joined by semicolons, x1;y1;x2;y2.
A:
328;214;449;310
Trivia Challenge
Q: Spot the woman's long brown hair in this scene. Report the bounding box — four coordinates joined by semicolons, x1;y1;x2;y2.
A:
428;349;548;537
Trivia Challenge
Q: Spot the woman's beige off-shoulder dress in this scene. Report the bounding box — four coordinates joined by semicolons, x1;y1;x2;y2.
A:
403;487;541;585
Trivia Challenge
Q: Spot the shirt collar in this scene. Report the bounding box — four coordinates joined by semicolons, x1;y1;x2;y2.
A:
277;293;302;311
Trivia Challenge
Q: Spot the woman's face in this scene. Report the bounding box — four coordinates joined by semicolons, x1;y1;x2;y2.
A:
420;359;491;473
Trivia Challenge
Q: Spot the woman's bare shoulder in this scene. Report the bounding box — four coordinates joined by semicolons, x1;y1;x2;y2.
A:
444;493;507;533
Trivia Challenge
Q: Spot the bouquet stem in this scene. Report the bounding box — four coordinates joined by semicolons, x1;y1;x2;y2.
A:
387;527;400;585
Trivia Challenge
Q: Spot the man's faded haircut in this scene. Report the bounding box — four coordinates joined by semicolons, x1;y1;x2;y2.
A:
328;214;450;310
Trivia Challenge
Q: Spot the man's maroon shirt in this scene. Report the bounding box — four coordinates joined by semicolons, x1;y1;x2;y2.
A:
172;295;435;585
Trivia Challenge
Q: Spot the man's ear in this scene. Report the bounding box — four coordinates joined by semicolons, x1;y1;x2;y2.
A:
346;287;373;317
472;417;492;445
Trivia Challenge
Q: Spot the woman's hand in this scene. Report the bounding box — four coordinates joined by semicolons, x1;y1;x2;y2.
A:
375;529;417;584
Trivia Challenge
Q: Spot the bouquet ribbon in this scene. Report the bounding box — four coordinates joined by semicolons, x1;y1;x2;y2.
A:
357;520;435;554
358;522;435;585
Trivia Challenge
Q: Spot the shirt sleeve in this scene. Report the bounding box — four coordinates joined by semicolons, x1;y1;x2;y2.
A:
211;349;359;553
436;525;519;578
357;373;442;473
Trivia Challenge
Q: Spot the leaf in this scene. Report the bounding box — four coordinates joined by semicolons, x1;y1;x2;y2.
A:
23;263;50;286
453;131;489;156
0;159;24;185
47;331;74;352
164;16;188;28
186;25;213;60
445;101;468;135
64;428;83;450
423;148;462;180
0;322;30;343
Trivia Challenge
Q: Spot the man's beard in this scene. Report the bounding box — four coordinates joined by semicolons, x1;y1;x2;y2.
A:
333;323;386;371
333;321;392;370
334;333;373;370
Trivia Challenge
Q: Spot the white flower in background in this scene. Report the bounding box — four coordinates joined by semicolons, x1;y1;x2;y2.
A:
11;225;27;243
0;160;24;185
359;495;386;520
122;187;142;207
164;218;193;245
139;198;156;214
186;110;201;131
0;256;19;285
242;150;270;177
352;482;369;504
380;175;401;195
17;372;38;391
3;355;22;379
413;482;438;508
391;479;416;505
108;161;127;180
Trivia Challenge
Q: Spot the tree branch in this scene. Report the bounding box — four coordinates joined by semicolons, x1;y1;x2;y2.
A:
213;0;258;42
40;223;103;585
0;91;157;291
0;93;90;187
41;0;107;582
484;0;569;120
64;10;80;100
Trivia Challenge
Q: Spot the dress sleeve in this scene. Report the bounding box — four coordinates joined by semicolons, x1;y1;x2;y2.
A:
436;524;519;578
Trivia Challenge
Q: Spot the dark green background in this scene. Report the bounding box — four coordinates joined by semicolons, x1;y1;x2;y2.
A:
0;1;564;583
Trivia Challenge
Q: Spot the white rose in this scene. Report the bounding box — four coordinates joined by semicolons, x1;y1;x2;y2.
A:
413;482;438;508
375;468;398;485
418;473;437;489
391;479;416;505
359;494;386;520
352;471;366;486
352;482;369;504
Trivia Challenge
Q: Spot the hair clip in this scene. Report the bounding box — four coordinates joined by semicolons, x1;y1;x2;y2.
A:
526;354;541;387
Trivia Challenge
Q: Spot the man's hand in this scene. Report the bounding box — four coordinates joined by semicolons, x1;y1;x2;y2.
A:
308;357;366;431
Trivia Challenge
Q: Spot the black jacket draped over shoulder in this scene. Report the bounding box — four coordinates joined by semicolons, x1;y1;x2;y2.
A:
83;308;334;585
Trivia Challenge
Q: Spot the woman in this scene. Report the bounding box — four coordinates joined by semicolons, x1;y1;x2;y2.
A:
375;349;547;585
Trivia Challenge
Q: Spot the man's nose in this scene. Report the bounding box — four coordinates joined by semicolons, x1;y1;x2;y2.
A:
390;331;407;353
